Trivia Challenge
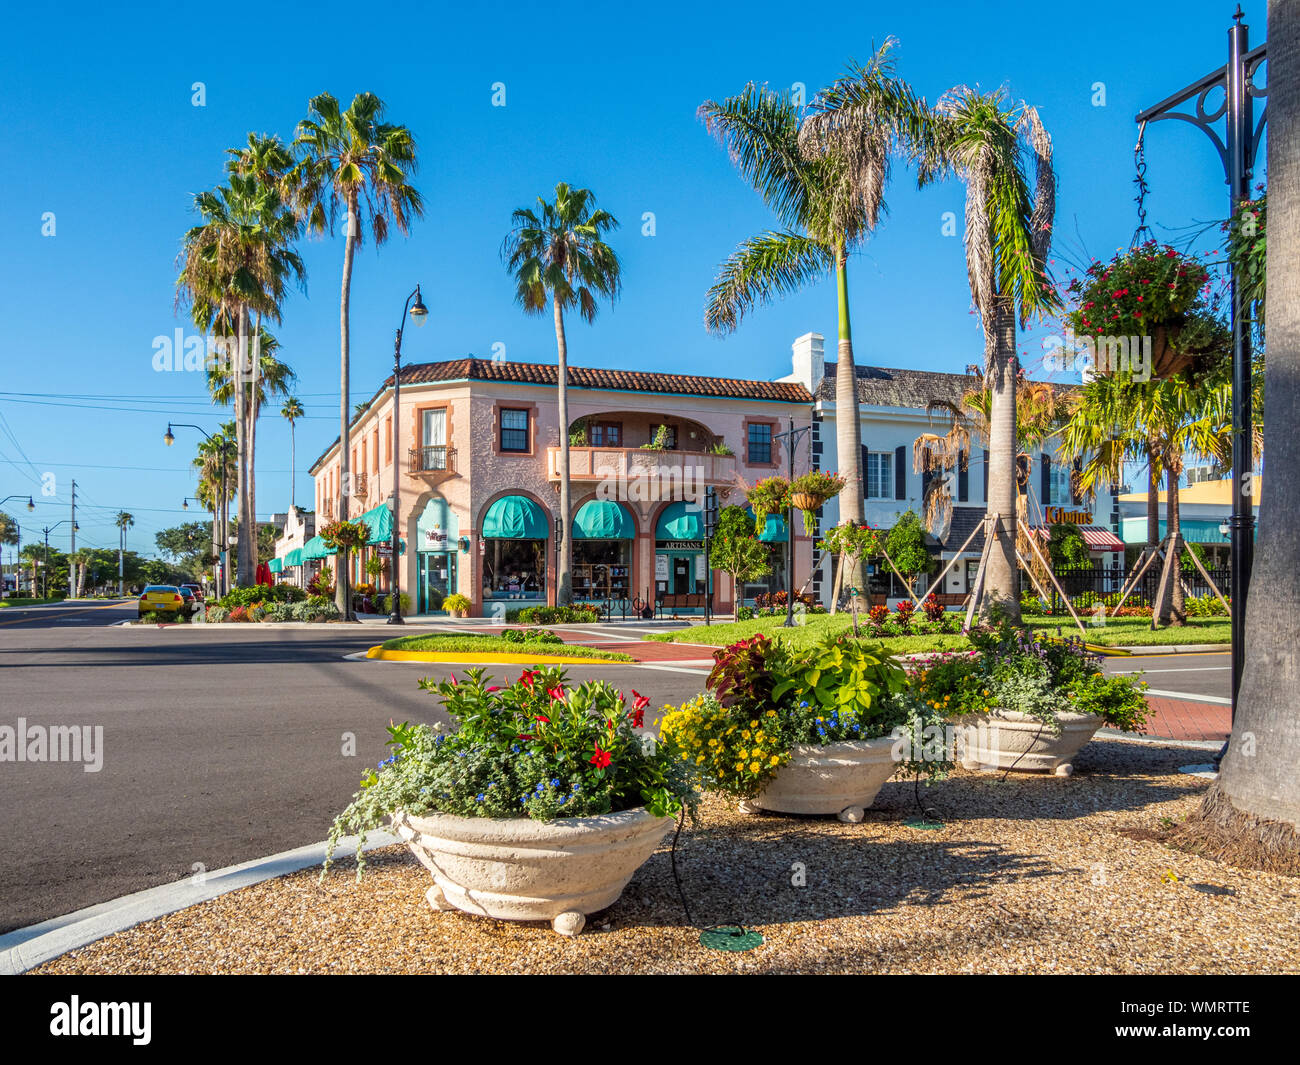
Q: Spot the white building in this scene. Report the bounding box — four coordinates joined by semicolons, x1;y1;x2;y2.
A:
780;332;1125;606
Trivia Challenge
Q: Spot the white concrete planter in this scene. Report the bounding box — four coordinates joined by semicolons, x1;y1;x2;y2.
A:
391;806;673;936
956;710;1104;776
739;736;899;822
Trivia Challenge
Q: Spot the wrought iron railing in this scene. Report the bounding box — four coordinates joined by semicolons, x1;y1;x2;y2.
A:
409;445;456;473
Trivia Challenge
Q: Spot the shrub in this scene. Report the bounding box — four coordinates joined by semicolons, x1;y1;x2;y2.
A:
219;584;305;608
228;605;249;622
509;604;601;625
736;606;755;621
263;602;293;622
295;596;340;622
307;572;335;598
379;592;414;614
324;669;694;877
922;593;945;623
443;593;471;615
500;627;563;645
205;605;229;623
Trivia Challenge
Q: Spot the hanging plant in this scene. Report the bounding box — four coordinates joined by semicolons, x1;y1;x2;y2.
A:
789;471;846;534
746;477;791;536
321;519;371;552
1063;241;1216;381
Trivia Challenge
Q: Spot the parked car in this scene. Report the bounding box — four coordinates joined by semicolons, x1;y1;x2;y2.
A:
181;582;204;603
138;585;186;619
176;586;198;614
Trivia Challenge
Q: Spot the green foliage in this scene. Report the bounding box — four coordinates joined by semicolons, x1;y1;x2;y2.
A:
217;584;306;608
442;592;471;614
1065;241;1208;338
324;669;691;877
500;627;563;645
789;471;846;533
507;604;601;624
747;477;791;533
885;510;934;580
818;520;885;560
709;530;771;591
320;519;370;551
1224;192;1265;334
771;634;906;719
639;424;674;451
154;522;213;577
1048;523;1091;569
380;592;415;614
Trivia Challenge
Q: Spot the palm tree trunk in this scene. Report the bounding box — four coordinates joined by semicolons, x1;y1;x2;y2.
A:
1146;450;1161;548
336;192;358;619
1167;469;1185;625
982;298;1021;624
833;245;867;612
553;295;572;606
289;421;296;510
235;305;254;587
248;312;261;583
1184;0;1300;855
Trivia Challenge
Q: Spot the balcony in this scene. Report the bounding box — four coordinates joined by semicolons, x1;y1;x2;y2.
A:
547;446;737;493
351;472;368;499
409;445;457;474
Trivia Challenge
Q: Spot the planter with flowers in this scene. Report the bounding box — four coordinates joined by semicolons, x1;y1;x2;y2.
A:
789;471;846;534
443;592;471;618
908;621;1150;776
324;668;692;935
661;634;944;823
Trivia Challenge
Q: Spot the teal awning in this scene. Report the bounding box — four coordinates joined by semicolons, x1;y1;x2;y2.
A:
573;500;634;540
744;508;788;543
283;547;304;567
1120;517;1244;545
482;495;550;539
655;501;703;541
268;557;284;573
301;534;335;560
357;503;393;544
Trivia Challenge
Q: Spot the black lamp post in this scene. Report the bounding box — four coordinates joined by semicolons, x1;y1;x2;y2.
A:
1135;5;1266;728
42;519;77;599
388;285;428;625
773;417;814;628
0;497;34;597
166;423;234;598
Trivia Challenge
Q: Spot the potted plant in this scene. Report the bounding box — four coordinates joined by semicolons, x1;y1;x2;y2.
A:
789;471;846;534
746;477;791;536
909;620;1150;776
324;668;693;935
443;592;471;618
661;634;945;822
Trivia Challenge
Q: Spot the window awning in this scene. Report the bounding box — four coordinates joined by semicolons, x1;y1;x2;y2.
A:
744;508;788;543
482;495;550;539
283;547;304;568
268;557;284;573
1033;525;1125;551
301;535;335;560
1120;517;1240;545
655;500;703;541
572;500;634;540
356;503;394;544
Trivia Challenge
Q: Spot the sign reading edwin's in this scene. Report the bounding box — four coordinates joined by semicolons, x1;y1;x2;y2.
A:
1044;507;1091;525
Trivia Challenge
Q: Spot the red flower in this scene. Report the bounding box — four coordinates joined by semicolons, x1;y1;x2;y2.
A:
590;744;612;769
629;690;650;728
519;670;537;688
547;686;565;701
533;714;550;724
487;685;502;692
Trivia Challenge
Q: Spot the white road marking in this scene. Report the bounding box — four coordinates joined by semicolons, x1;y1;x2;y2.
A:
1112;666;1230;674
1143;688;1232;706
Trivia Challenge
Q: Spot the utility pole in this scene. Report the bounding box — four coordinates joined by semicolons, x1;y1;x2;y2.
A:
69;479;77;599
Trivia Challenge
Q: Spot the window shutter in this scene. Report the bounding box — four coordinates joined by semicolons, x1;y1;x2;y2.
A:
982;449;989;501
958;450;969;502
894;445;906;500
1040;453;1052;506
1072;458;1083;505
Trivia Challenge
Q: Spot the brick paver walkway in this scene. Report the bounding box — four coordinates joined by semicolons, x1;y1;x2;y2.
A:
1139;694;1229;743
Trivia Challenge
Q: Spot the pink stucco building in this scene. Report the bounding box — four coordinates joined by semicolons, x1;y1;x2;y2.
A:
304;357;814;617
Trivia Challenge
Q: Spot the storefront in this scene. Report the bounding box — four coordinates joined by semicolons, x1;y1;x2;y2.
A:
741;510;788;603
571;500;634;603
654;501;711;601
481;494;550;603
416;497;458;613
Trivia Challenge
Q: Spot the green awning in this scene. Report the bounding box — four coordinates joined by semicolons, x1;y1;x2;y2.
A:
357;503;393;544
268;557;284;573
655;501;703;541
283;547;304;568
482;495;550;539
573;500;634;540
301;534;335;560
744;508;788;543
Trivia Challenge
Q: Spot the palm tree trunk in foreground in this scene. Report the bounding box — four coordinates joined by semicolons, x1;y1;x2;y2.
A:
336;194;358;618
554;296;572;606
833;247;867;612
981;300;1021;624
235;306;254;587
1180;0;1300;867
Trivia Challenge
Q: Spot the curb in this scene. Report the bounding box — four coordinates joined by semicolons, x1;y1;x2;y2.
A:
1112;644;1230;655
364;646;633;665
0;831;399;975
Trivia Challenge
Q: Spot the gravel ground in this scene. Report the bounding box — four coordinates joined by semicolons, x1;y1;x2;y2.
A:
31;738;1300;975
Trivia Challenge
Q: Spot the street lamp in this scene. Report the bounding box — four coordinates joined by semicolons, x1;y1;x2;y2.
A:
0;495;35;512
166;423;233;598
42;520;78;599
388;284;428;625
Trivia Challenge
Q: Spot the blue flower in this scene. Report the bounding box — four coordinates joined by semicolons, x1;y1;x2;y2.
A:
476;794;485;802
800;701;809;708
511;744;520;753
550;778;560;787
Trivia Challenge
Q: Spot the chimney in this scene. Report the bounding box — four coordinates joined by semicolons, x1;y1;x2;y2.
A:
791;332;824;391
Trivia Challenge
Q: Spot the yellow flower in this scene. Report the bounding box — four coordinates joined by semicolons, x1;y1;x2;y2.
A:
735;762;745;772
749;761;761;773
741;729;751;740
750;720;759;728
765;710;777;718
708;738;718;747
769;755;780;766
738;749;749;760
695;755;704;764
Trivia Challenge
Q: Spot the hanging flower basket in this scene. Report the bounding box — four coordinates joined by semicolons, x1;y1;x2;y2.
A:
789;472;846;535
747;477;791;536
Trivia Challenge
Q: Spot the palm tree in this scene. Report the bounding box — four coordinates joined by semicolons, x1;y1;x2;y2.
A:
294;91;422;618
194;422;238;587
501;183;622;605
701;45;922;609
114;511;134;595
282;397;304;509
911;87;1059;624
177;175;303;587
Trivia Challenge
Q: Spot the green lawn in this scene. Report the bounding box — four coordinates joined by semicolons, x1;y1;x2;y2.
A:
380;632;633;661
646;612;1231;653
0;597;65;608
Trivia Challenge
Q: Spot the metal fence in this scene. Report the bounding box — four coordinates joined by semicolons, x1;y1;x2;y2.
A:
1043;564;1231;612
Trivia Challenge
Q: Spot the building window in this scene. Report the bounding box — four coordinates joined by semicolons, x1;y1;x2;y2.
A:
650;424;678;450
747;423;772;463
500;409;529;452
590;422;622;447
866;452;893;499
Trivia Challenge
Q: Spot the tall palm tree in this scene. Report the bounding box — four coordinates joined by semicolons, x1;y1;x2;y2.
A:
294;91;422;618
177;175;303;587
194;422;238;587
1187;0;1300;855
114;511;134;595
912;87;1059;624
501;183;622;605
282;396;304;509
701;45;922;609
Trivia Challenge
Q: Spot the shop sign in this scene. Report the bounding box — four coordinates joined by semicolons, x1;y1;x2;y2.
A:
656;540;703;550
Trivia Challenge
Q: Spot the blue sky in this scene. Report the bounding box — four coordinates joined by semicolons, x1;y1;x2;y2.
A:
0;0;1263;557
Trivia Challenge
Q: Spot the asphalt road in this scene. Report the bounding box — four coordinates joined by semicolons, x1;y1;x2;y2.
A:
0;600;1229;934
0;601;706;934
